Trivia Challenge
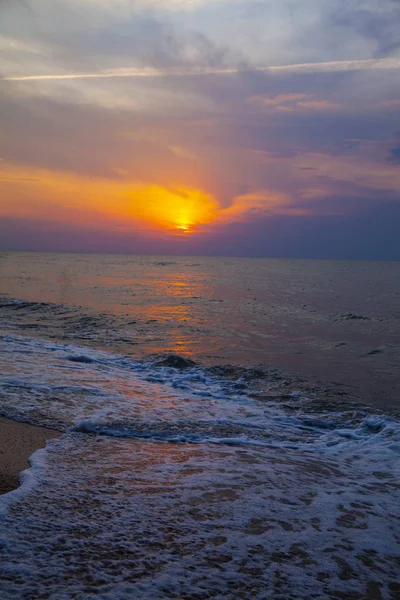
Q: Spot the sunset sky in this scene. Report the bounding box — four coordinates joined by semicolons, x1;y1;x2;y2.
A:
1;0;400;259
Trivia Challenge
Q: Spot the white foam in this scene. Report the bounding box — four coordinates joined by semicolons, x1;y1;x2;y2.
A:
0;334;399;598
0;432;398;599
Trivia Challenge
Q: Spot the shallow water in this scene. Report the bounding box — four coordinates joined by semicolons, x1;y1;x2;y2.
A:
0;252;399;599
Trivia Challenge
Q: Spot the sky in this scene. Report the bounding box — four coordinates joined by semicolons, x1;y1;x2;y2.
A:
0;0;400;259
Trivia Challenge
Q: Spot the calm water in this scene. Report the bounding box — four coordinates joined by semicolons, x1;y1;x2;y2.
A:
0;252;399;599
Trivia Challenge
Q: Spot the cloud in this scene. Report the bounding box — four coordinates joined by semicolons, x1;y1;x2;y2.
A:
250;93;341;113
389;146;400;163
67;0;229;13
327;0;400;58
1;0;400;259
250;94;309;106
3;57;400;82
296;100;340;111
3;0;400;85
218;191;307;220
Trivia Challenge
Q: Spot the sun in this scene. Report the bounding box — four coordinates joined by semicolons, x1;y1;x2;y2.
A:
176;223;190;232
125;185;218;233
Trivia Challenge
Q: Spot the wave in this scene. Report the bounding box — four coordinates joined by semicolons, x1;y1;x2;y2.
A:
70;414;400;459
1;318;399;474
1;331;398;463
0;330;399;599
0;295;135;347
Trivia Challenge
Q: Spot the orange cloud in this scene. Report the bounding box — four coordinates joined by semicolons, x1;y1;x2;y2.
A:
218;190;307;220
250;94;340;112
0;162;318;234
381;100;400;108
0;163;218;234
250;93;308;106
297;100;339;110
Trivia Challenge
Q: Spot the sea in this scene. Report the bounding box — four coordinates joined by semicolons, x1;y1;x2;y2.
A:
0;251;399;599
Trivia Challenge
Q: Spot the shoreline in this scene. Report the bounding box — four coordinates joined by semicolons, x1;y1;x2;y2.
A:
0;415;60;495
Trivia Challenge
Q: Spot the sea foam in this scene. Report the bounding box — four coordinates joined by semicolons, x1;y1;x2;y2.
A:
0;334;399;599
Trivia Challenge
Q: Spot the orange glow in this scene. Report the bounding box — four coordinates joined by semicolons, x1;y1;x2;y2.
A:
6;152;399;236
125;185;219;232
0;164;219;234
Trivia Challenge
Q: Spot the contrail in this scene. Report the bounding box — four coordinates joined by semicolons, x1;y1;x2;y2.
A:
2;57;400;82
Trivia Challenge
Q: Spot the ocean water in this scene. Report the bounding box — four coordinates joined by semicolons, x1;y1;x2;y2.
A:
0;252;399;599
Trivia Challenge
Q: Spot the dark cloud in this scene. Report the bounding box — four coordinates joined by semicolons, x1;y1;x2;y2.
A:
386;130;400;163
389;146;400;163
328;1;400;58
188;196;400;260
3;0;236;74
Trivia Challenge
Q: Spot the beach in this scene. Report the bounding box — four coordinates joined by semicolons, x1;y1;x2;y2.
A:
1;0;400;594
0;416;59;494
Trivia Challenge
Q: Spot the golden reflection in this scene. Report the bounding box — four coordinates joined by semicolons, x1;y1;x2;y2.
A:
133;272;203;357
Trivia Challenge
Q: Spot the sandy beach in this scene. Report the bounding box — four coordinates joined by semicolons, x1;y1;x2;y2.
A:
0;416;60;495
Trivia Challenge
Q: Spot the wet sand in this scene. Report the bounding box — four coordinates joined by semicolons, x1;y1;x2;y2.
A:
0;416;60;494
